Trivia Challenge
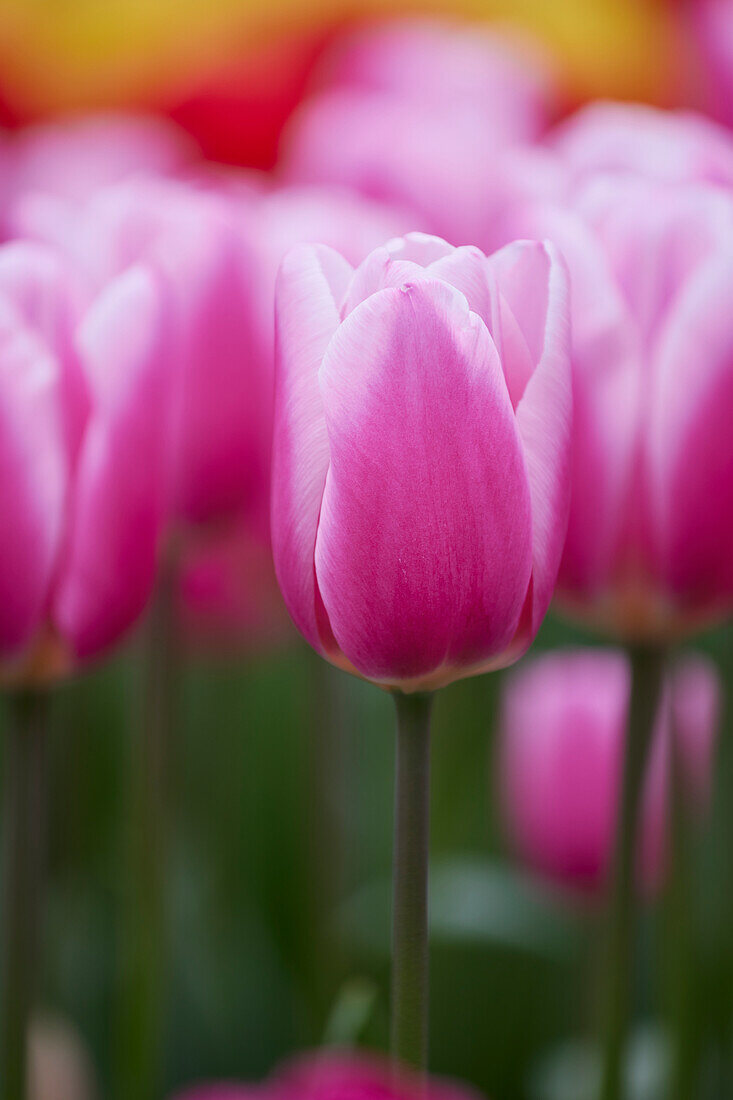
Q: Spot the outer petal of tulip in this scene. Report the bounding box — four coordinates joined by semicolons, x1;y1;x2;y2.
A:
53;266;170;659
271;243;353;656
648;252;733;615
502;203;640;604
0;242;89;463
487;240;572;640
314;278;533;686
0;312;66;656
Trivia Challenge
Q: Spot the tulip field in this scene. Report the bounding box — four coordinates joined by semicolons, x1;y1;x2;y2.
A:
1;3;733;1100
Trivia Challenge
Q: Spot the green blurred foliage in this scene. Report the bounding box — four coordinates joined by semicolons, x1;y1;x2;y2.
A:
1;611;732;1099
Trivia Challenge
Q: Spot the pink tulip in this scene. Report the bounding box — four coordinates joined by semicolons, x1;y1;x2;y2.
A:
172;1050;482;1100
272;232;572;690
0;241;171;681
281;18;556;245
502;173;733;637
499;648;721;896
1;113;195;225
13;177;269;527
172;180;407;645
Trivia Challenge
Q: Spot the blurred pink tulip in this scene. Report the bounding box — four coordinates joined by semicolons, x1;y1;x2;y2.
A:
0;241;171;681
503;171;733;638
172;1050;482;1100
0;113;195;225
499;648;721;896
175;179;407;646
281;18;557;245
12;177;270;527
272;232;572;690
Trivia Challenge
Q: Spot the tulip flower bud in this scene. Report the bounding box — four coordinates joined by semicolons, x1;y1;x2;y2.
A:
499;648;721;896
282;19;556;245
0;241;171;682
504;171;733;639
272;232;572;690
171;1051;482;1100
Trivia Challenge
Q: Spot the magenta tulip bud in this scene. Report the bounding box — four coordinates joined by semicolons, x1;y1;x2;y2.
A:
271;232;572;690
282;19;556;245
0;241;171;682
171;1051;482;1100
499;649;721;896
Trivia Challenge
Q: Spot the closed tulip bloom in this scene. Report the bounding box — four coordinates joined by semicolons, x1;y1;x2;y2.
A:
272;232;572;690
169;180;408;646
504;177;733;637
499;649;721;895
172;1051;482;1100
0;241;170;681
282;19;556;245
13;177;268;527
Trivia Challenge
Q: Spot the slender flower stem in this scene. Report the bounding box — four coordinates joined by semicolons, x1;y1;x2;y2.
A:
599;644;666;1100
668;669;697;1100
119;562;179;1100
2;691;48;1100
391;690;433;1073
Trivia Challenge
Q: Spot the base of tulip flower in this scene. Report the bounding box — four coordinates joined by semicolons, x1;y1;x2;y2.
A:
599;644;666;1100
1;691;48;1100
391;690;433;1074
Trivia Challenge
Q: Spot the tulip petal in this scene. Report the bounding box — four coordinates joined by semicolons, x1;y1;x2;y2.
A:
649;252;733;609
271;243;353;654
511;206;640;599
0;320;66;656
0;242;89;464
54;266;171;659
491;240;573;639
314;278;533;684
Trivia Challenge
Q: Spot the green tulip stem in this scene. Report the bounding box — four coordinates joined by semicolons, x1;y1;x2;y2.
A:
2;691;48;1100
668;666;697;1100
390;690;433;1074
119;560;179;1100
599;644;666;1100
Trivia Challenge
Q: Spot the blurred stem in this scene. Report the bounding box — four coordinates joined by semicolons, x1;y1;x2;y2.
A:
599;644;666;1100
1;692;47;1100
668;669;697;1100
308;657;346;1035
391;690;432;1074
119;560;179;1100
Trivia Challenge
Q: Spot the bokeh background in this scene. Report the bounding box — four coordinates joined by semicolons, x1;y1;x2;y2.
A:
1;2;733;1099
